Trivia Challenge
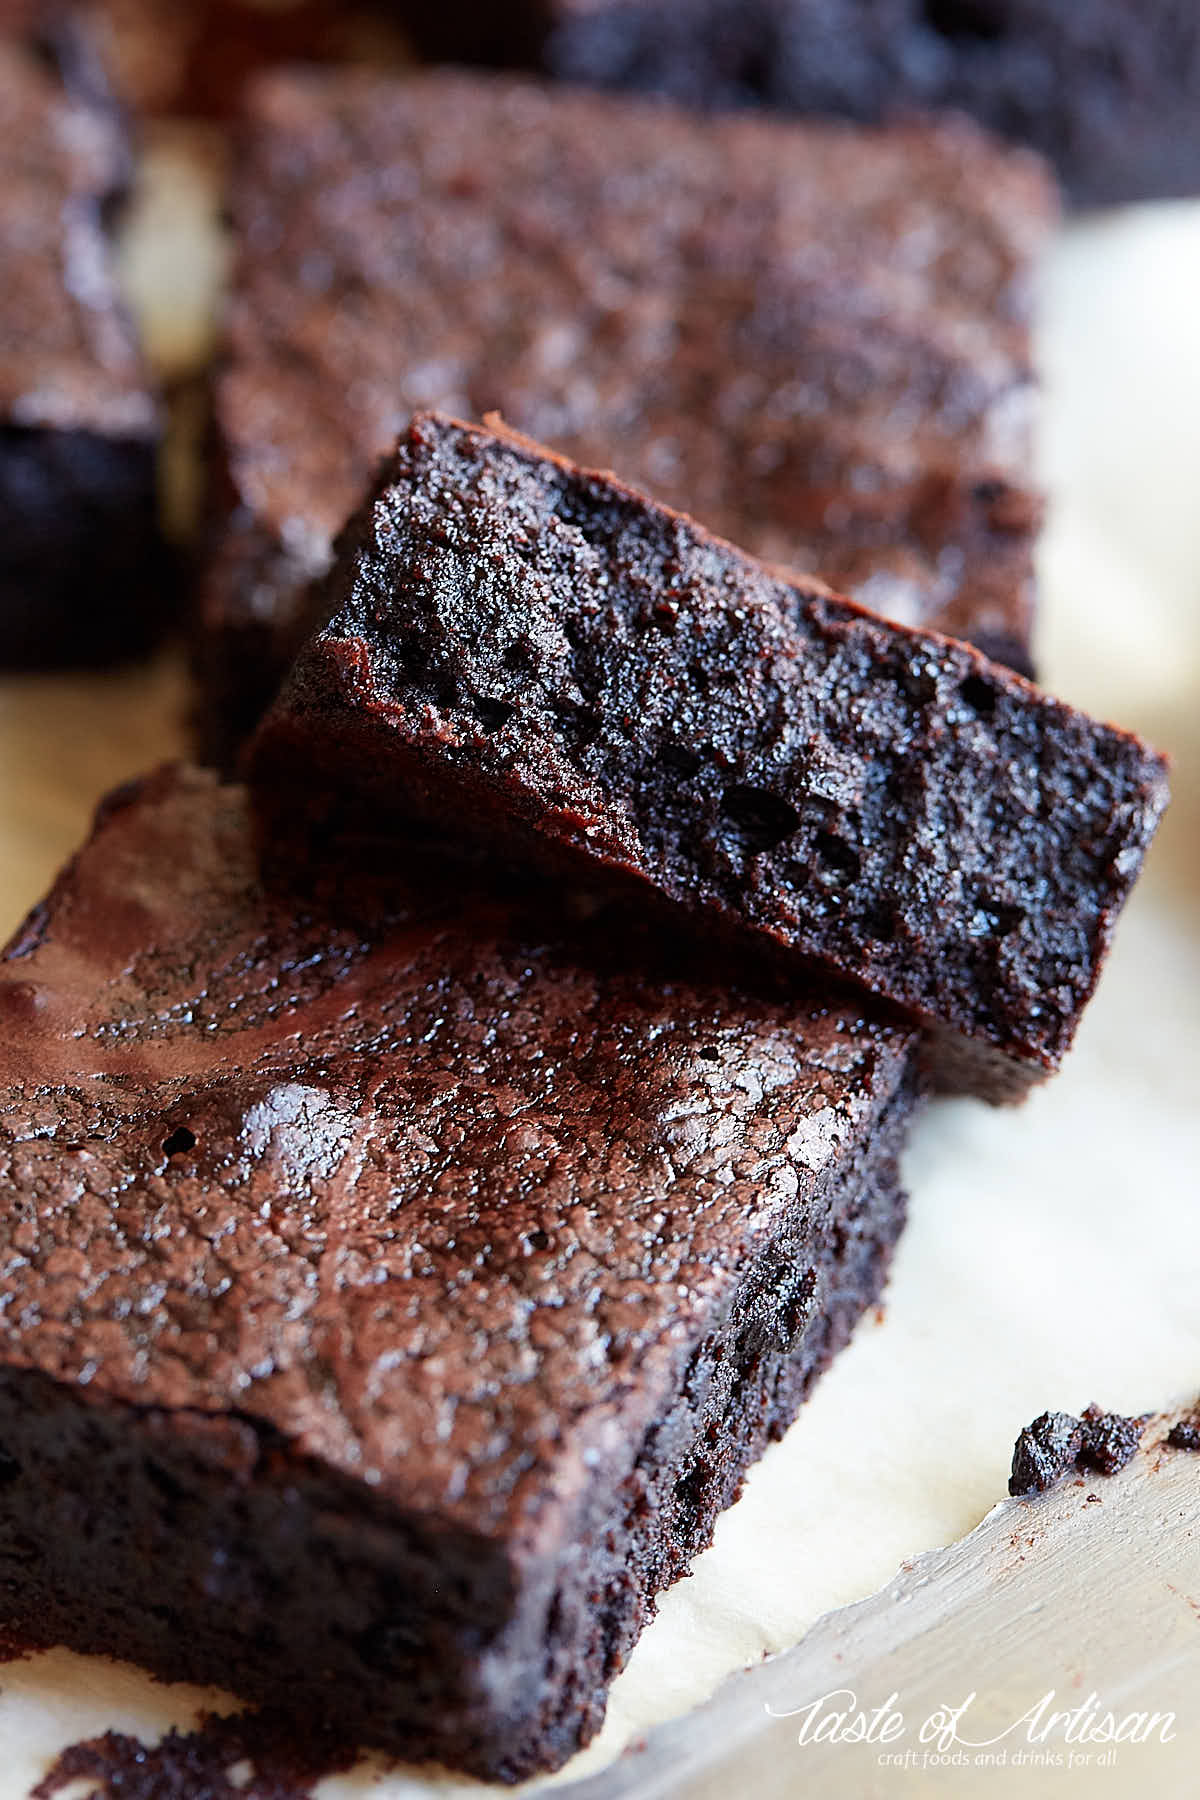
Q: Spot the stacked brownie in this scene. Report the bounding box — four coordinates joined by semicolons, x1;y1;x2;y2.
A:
0;15;163;665
197;68;1054;762
0;29;1172;1789
401;0;1200;205
249;412;1168;1104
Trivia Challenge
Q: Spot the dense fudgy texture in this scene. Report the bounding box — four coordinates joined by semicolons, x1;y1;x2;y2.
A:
197;66;1052;762
0;25;164;665
403;0;1200;205
249;413;1167;1104
0;764;920;1779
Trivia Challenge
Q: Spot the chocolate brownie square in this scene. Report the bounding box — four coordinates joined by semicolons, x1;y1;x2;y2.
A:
0;763;920;1778
248;413;1168;1104
197;67;1053;762
0;21;164;666
401;0;1200;205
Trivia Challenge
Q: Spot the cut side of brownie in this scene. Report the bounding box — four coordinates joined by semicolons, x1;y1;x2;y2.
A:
248;413;1168;1104
0;763;921;1780
197;67;1053;762
0;25;165;666
402;0;1200;206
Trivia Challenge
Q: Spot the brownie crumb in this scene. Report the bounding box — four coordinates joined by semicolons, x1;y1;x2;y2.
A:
1078;1405;1147;1477
1167;1420;1200;1452
1010;1404;1149;1497
1009;1411;1084;1496
30;1709;357;1800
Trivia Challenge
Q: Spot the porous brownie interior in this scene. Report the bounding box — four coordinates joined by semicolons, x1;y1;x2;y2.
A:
254;417;1167;1083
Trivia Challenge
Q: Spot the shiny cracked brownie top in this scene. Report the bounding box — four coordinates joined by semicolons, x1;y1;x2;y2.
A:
0;765;918;1544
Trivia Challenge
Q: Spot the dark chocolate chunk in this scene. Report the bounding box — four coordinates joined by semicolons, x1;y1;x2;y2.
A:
248;412;1168;1103
0;764;921;1778
1166;1420;1200;1453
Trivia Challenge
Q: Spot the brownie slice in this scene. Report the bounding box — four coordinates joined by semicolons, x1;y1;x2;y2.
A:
402;0;1200;206
0;22;164;666
0;763;919;1779
248;413;1167;1104
197;67;1053;763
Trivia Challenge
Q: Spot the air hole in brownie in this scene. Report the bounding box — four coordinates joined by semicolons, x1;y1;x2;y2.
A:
0;1447;20;1487
720;785;800;854
145;1460;185;1506
972;477;1007;505
865;905;897;943
969;891;1024;938
814;830;861;885
470;694;516;735
524;1228;550;1253
659;741;702;779
896;660;939;705
959;673;998;716
922;0;1007;41
162;1126;196;1156
356;1617;424;1672
697;1045;720;1062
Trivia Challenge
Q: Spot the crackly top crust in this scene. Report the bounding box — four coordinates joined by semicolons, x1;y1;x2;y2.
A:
211;67;1054;659
0;764;917;1548
0;30;155;436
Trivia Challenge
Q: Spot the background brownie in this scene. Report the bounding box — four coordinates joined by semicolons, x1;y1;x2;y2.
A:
402;0;1200;205
0;764;920;1778
198;67;1053;762
249;414;1169;1103
0;20;164;666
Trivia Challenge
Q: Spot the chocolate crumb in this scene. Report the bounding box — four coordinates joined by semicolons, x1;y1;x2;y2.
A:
1009;1411;1085;1496
1078;1405;1147;1477
1167;1420;1200;1452
29;1708;358;1800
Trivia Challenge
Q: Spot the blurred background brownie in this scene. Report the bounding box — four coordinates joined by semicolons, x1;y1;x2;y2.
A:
196;67;1053;765
249;412;1167;1104
0;14;165;667
401;0;1200;206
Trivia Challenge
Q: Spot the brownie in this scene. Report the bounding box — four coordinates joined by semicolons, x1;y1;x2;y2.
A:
0;21;165;666
197;67;1053;763
402;0;1200;206
1008;1411;1085;1497
0;763;921;1779
1009;1405;1147;1496
248;412;1168;1104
